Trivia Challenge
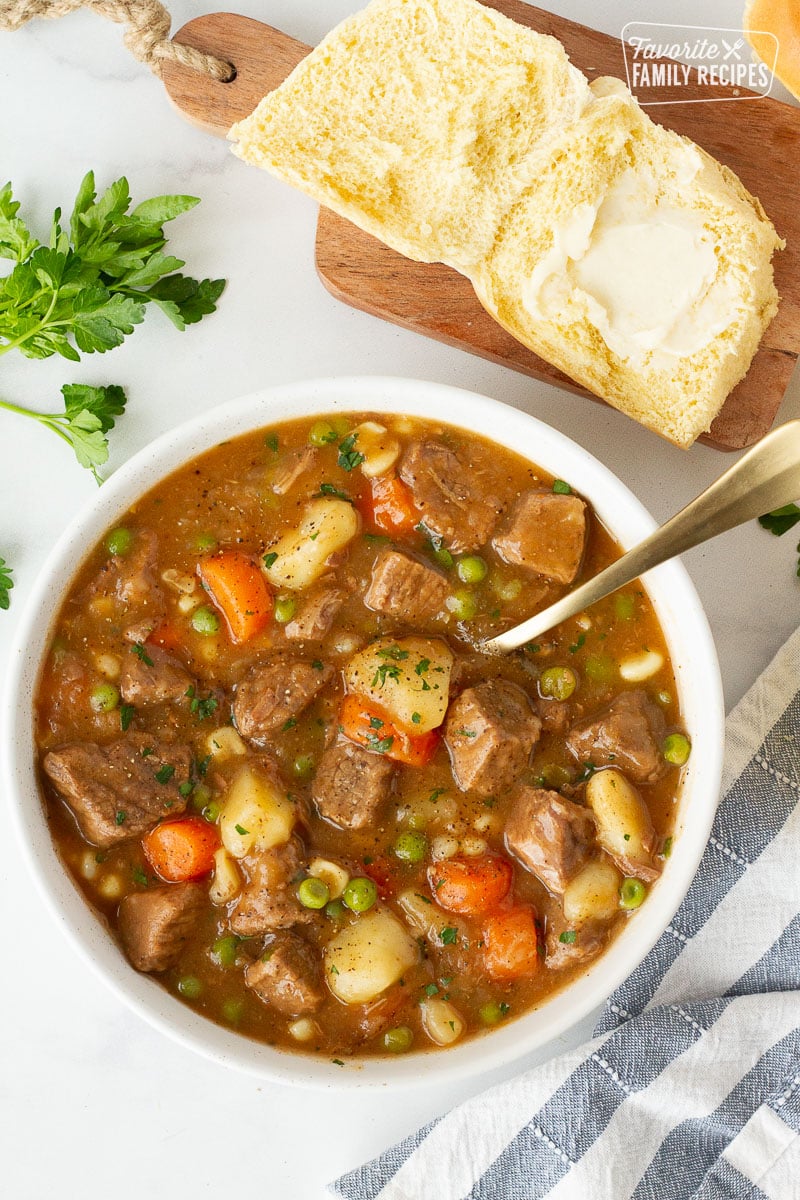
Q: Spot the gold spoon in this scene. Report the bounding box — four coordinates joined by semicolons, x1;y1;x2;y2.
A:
483;420;800;654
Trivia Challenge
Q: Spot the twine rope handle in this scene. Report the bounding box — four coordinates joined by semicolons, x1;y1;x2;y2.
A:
0;0;235;80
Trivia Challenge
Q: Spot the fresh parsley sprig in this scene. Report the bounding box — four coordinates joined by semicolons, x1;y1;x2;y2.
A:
758;503;800;578
0;172;225;361
0;556;13;610
0;383;127;482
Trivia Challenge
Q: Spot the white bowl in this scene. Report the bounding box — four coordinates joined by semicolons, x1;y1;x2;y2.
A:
2;376;724;1089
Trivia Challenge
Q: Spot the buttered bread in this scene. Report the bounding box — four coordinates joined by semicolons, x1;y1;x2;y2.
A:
230;0;783;447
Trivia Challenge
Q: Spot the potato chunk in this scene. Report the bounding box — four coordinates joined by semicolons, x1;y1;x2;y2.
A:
220;762;297;858
264;498;359;591
562;859;621;926
585;769;658;881
324;908;419;1004
344;636;453;732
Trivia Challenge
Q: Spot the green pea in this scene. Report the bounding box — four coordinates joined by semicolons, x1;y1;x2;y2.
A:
90;683;120;713
190;783;212;812
383;1025;414;1053
177;975;203;999
432;546;454;569
308;420;338;447
393;830;428;865
537;762;572;789
494;577;522;601
456;555;488;584
221;997;245;1024
274;595;296;624
448;588;477;622
539;665;577;701
195;533;218;553
191;605;220;635
663;733;691;765
202;799;221;824
343;876;378;913
584;654;614;685
325;899;346;921
479;1000;509;1026
619;878;647;909
211;935;240;969
614;593;635;621
293;753;315;780
298;877;330;910
105;527;133;557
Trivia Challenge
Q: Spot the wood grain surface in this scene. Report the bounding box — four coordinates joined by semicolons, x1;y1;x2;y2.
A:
162;5;800;449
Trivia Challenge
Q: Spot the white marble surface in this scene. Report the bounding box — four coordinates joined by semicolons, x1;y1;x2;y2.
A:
0;1;797;1195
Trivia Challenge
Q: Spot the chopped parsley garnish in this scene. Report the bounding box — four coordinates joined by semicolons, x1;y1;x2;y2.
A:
415;658;430;676
141;747;154;757
115;810;127;825
194;754;211;777
154;763;175;785
758;504;800;577
178;780;194;798
314;482;351;502
366;733;394;754
414;892;432;905
311;659;324;671
526;643;541;654
575;761;597;783
429;788;444;803
411;712;422;724
456;728;477;738
190;693;218;721
661;836;673;859
424;983;439;997
234;824;249;836
282;717;297;731
369;716;384;729
337;433;364;472
372;663;401;687
377;645;409;661
440;926;458;945
132;866;149;886
569;633;586;653
119;704;135;731
498;1002;510;1016
332;1058;344;1066
263;552;278;569
265;433;279;452
132;642;153;667
559;930;577;944
553;480;572;495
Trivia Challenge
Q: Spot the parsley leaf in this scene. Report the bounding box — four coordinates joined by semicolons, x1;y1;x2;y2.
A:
0;173;224;362
0;383;128;483
119;703;135;731
759;504;800;537
337;433;365;472
154;763;175;785
440;926;458;945
0;556;13;610
132;641;153;667
314;482;352;502
559;930;577;944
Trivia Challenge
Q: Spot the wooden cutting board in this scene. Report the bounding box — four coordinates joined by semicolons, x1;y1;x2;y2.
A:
161;4;800;450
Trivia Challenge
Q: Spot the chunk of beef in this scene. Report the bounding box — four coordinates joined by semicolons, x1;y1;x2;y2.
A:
244;931;323;1015
43;733;191;847
229;838;312;935
399;441;500;552
444;679;541;794
505;786;596;895
535;696;574;735
493;491;587;584
312;739;394;829
233;657;333;743
118;882;206;972
284;585;345;641
119;644;193;707
545;921;607;971
364;549;451;625
566;690;667;784
271;445;318;495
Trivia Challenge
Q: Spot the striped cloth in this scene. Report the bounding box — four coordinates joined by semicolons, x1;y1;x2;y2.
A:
331;626;800;1200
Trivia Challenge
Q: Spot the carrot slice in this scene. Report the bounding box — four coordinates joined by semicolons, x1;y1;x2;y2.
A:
197;551;273;643
360;473;419;537
339;694;439;767
143;817;220;882
483;907;540;981
428;855;513;915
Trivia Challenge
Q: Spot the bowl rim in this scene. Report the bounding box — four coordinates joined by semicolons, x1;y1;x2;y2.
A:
2;374;724;1090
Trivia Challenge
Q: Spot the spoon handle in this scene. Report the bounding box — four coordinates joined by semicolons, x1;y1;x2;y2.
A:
485;420;800;653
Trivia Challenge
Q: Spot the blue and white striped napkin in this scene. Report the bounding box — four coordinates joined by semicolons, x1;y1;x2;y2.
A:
331;626;800;1200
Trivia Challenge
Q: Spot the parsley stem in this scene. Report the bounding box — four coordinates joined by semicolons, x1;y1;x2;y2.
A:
0;287;59;357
